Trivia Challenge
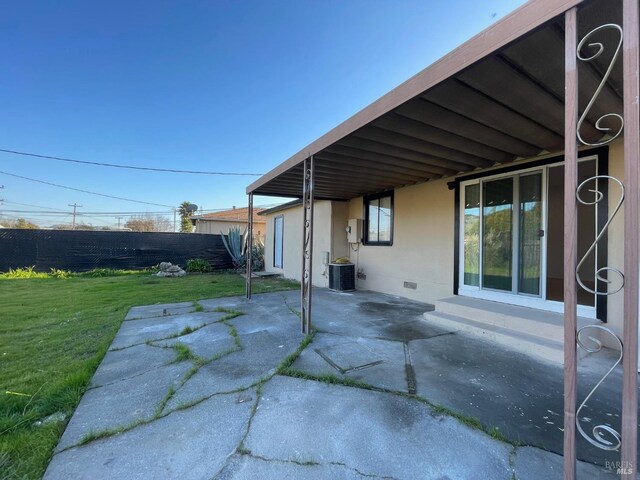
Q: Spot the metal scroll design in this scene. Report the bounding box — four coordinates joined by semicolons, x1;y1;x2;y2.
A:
574;175;624;450
576;24;623;146
300;156;314;334
576;325;623;451
575;175;625;296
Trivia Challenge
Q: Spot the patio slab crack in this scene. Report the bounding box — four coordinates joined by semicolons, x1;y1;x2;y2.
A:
215;452;400;480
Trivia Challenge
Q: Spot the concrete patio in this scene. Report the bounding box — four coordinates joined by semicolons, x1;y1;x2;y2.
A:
45;289;621;479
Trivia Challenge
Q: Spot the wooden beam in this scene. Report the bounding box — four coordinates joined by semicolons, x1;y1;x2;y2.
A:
563;7;578;480
622;0;639;476
247;0;584;193
319;148;447;176
423;79;564;149
314;155;434;183
271;171;402;192
372;114;513;163
326;144;456;176
336;134;471;172
397;99;541;157
354;125;493;168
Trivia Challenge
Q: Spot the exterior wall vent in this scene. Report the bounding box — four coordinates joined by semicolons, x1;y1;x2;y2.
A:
404;281;417;290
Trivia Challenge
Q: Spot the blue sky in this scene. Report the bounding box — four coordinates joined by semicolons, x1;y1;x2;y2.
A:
0;0;526;228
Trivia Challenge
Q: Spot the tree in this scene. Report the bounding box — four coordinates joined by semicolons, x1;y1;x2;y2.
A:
51;222;94;230
179;201;196;233
124;214;172;232
11;218;39;229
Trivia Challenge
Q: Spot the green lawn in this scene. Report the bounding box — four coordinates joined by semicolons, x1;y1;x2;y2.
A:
0;272;297;479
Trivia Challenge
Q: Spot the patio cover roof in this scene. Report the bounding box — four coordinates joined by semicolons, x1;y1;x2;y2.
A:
247;0;622;200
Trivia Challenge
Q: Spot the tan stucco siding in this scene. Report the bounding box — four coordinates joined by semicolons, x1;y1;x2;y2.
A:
263;201;335;287
605;138;624;344
346;178;454;304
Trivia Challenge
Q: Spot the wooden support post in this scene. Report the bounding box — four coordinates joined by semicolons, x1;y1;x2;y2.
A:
300;156;315;334
563;7;578;480
622;0;639;476
246;193;253;300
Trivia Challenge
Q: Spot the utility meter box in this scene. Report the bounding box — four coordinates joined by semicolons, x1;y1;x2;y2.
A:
347;218;363;243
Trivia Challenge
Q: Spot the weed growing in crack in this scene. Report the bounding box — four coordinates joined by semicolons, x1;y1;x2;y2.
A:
77;418;147;447
280;368;373;390
179;325;196;336
280;293;301;319
155;386;176;417
192;302;204;312
411;395;516;446
227;325;242;349
236;446;252;455
275;332;315;374
171;343;200;363
235;383;262;457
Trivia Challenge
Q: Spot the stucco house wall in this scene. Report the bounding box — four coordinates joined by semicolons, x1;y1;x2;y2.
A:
346;177;454;305
605;138;625;343
261;140;626;346
263;201;341;288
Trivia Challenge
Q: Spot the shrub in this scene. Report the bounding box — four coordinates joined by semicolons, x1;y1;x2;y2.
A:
185;258;211;273
249;243;265;272
77;268;116;278
0;266;49;279
49;268;72;279
77;268;149;278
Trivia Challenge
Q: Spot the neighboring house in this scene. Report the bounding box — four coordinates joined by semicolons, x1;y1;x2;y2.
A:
249;0;633;359
191;206;266;242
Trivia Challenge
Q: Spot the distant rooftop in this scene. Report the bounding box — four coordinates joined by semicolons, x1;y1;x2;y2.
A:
192;206;265;224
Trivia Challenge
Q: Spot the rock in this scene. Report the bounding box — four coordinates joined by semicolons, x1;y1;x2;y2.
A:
33;412;67;427
155;262;186;277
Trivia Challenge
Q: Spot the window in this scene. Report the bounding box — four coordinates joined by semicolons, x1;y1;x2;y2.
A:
273;216;284;268
364;191;393;245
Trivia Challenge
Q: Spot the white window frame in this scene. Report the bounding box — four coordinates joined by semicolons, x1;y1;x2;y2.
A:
458;156;598;319
273;215;284;269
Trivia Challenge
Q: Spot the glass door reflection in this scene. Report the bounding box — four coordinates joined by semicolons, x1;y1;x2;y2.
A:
482;178;513;291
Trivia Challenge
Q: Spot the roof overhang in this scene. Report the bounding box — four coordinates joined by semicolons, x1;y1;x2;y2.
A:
247;0;622;200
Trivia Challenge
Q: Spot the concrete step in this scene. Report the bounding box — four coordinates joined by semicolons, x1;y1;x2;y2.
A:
423;310;565;364
433;296;594;341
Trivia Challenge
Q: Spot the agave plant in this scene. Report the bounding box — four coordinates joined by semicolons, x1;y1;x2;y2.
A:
220;227;265;271
221;226;245;267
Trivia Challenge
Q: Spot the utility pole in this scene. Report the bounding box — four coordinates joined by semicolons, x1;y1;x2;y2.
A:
116;216;123;230
173;208;177;232
68;203;82;230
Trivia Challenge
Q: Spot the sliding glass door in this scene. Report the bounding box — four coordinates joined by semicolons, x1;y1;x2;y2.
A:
462;171;543;297
518;173;542;296
459;158;599;314
482;178;514;291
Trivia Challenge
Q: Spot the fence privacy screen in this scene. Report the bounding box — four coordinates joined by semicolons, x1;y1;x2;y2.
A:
0;229;233;272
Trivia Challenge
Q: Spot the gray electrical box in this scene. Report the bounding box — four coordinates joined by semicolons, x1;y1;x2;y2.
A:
347;218;363;243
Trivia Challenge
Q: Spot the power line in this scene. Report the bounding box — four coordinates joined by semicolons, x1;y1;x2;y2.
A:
0;149;264;176
1;202;277;216
0;170;174;208
2;200;67;211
